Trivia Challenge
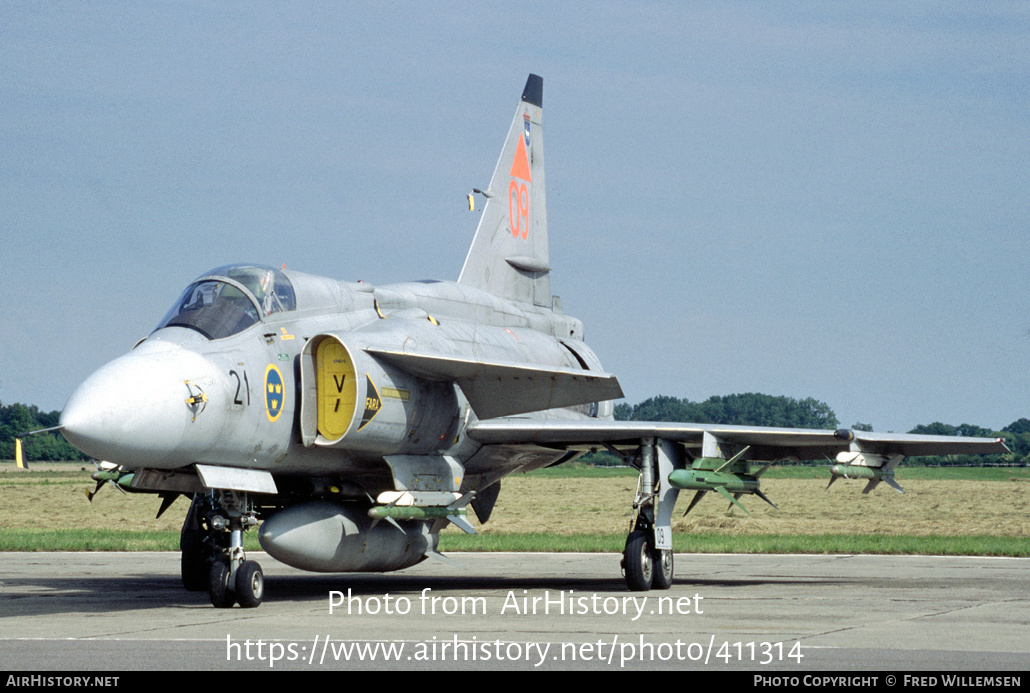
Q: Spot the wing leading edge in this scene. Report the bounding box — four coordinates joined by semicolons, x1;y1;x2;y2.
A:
466;418;1009;461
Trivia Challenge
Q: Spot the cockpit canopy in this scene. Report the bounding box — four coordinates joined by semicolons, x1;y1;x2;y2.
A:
155;265;296;340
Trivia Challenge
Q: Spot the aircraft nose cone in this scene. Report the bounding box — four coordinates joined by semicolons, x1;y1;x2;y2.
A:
61;341;226;467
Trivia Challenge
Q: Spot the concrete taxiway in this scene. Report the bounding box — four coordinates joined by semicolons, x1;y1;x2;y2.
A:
0;552;1026;671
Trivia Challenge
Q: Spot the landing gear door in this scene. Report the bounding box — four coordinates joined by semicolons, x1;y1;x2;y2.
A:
654;439;685;550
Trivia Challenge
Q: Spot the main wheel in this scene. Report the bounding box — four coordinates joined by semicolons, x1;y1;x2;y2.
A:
623;529;654;591
651;547;674;590
180;530;212;591
209;561;235;608
235;560;264;608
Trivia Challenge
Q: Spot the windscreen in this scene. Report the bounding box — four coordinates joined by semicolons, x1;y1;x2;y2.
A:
155;280;260;340
211;265;296;316
154;265;296;340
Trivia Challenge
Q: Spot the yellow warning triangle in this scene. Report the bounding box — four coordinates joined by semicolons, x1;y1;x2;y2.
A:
510;133;532;182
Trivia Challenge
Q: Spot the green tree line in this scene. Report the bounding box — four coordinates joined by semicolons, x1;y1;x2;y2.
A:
907;419;1030;467
615;393;839;430
0;402;88;462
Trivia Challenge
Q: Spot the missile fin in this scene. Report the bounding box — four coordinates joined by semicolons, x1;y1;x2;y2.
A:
155;492;180;519
368;512;404;533
883;476;906;494
753;462;774;478
714;445;752;474
367;492;401;531
447;515;477;535
754;488;777;509
715;486;751;516
423;549;466;570
683;490;708;517
447;491;476;511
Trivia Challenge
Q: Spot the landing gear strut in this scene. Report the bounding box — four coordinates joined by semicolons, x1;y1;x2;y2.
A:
180;491;263;608
621;438;678;592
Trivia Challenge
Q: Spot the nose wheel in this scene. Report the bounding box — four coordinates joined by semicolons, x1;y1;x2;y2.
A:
208;560;234;608
181;491;264;608
233;559;264;608
209;557;264;608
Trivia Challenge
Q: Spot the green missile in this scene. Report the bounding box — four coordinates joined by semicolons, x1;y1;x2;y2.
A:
668;468;759;494
827;464;904;493
367;506;468;521
91;470;135;488
86;469;135;502
671;455;777;516
829;464;879;480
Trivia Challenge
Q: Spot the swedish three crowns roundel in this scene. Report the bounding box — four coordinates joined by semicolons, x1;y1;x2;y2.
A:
265;363;285;422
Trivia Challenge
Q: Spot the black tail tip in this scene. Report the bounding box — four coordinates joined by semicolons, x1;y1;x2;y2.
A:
522;74;543;108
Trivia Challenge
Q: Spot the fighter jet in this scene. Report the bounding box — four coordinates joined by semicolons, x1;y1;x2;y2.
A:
55;75;1008;608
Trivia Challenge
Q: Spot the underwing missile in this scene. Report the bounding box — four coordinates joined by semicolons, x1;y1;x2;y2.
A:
668;468;759;494
367;504;476;534
668;459;776;516
367;505;468;521
827;464;905;494
827;452;905;493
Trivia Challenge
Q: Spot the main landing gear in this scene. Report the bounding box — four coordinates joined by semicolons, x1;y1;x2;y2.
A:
620;438;678;592
624;525;674;591
180;491;263;608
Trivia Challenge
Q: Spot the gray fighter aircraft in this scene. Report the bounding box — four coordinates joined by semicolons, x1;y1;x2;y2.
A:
56;75;1008;608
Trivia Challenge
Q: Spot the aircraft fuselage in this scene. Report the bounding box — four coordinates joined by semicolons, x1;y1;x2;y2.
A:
60;267;611;495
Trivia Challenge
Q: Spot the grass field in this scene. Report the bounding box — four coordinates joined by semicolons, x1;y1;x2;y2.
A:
1;463;1027;555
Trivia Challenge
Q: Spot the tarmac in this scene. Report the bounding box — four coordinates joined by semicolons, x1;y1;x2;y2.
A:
0;551;1027;671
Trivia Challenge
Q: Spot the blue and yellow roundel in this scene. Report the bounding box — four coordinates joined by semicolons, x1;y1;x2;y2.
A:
264;364;285;423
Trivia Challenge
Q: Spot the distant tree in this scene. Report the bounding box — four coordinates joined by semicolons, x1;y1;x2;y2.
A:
576;450;622;467
613;402;633;421
0;401;87;461
909;422;958;437
617;393;839;430
1003;418;1030;436
905;421;1019;467
999;420;1030;463
698;393;839;429
623;395;700;423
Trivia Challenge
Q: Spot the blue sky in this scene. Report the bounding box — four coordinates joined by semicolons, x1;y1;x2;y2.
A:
3;2;1027;433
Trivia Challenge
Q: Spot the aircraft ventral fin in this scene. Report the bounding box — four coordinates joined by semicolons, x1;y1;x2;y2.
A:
365;347;623;420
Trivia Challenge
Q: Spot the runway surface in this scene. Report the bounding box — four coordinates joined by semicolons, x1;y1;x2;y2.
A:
0;551;1027;671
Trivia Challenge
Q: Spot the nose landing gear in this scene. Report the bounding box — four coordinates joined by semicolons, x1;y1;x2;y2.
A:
181;491;264;608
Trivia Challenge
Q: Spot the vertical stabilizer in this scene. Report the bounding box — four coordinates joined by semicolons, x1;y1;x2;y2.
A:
458;74;549;306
